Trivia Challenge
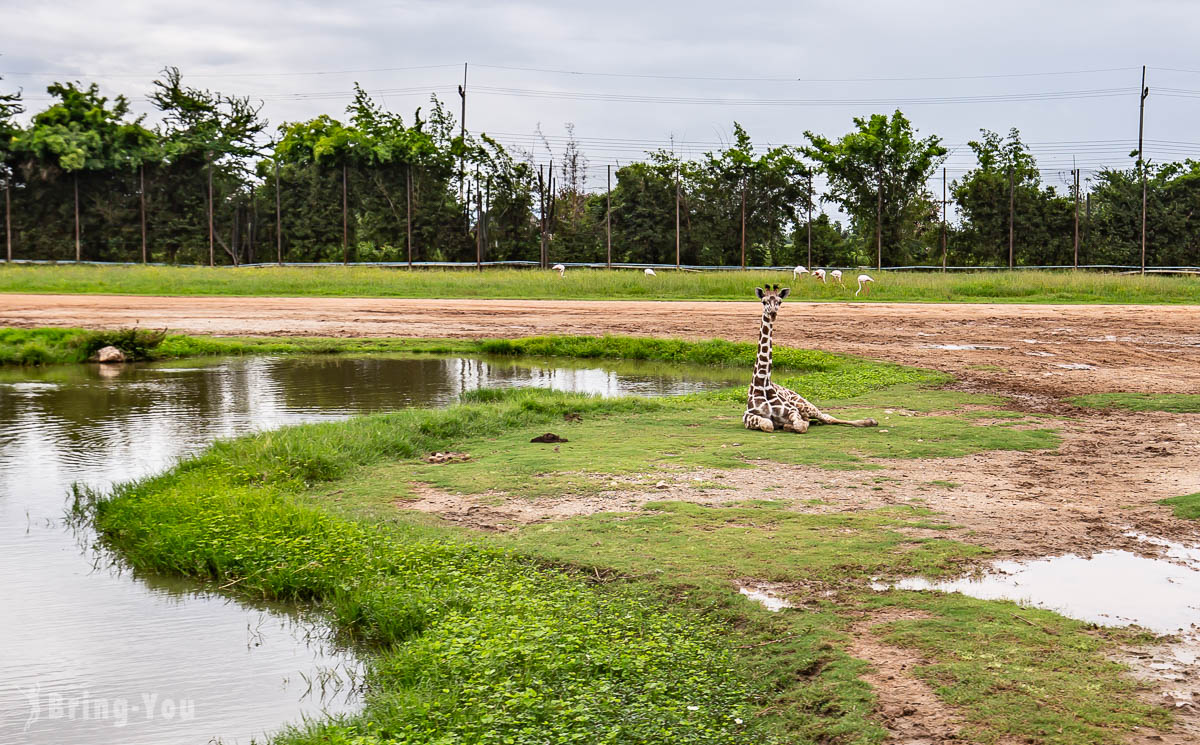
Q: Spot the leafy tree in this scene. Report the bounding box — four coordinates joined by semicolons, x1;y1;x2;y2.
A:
803;110;946;267
951;128;1073;266
1090;160;1200;266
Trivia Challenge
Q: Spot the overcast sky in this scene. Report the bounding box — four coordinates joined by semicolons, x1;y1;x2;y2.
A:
4;0;1200;197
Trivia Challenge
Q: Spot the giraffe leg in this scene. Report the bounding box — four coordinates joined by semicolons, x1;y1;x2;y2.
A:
782;410;809;433
743;411;775;432
813;411;878;427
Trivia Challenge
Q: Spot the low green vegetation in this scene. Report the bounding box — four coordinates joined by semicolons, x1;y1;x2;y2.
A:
3;263;1200;304
1069;392;1200;413
80;340;1166;745
1160;493;1200;520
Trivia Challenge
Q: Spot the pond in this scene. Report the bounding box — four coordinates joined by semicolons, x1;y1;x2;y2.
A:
0;354;745;745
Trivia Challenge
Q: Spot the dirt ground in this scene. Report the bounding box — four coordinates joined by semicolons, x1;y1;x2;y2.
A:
5;293;1200;742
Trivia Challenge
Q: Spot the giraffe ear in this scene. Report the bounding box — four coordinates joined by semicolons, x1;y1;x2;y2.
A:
755;287;765;299
779;288;790;299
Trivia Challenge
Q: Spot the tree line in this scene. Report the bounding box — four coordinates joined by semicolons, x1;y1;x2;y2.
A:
1;70;1197;268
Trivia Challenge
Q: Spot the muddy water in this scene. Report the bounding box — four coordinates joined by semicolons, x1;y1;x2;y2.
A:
0;354;743;745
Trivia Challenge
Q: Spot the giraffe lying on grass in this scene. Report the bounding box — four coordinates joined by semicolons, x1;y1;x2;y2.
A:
742;285;879;433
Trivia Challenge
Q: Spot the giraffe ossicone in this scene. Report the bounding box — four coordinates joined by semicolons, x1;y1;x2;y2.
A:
742;285;878;433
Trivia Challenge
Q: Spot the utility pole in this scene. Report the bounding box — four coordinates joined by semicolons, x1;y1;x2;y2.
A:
941;167;947;271
875;165;882;271
806;172;813;270
606;163;612;268
207;155;214;267
342;161;348;265
1085;192;1091;262
675;163;681;269
740;175;747;270
1138;65;1149;275
1073;165;1080;270
1007;166;1014;269
475;182;482;272
74;173;81;262
458;63;467;204
538;165;547;270
4;176;10;263
274;155;282;266
406;164;413;269
140;164;147;264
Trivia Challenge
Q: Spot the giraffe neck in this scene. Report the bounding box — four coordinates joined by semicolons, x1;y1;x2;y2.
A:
752;309;774;391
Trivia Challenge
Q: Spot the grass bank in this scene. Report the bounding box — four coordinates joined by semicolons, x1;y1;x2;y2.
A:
3;264;1199;304
1069;392;1200;413
81;337;1170;744
1160;493;1200;520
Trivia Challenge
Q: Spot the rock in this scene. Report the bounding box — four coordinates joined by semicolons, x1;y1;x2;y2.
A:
94;346;126;363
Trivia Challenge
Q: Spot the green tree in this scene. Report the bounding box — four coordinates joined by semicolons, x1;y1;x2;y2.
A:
803;110;946;267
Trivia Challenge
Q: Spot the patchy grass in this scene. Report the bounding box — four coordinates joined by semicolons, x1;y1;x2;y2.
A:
1069;392;1200;413
1160;492;1200;520
4;263;1200;303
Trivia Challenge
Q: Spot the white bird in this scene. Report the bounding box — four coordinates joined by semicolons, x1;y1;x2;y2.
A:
644;268;657;276
812;268;826;284
552;263;565;277
793;265;809;279
856;274;874;297
830;269;844;287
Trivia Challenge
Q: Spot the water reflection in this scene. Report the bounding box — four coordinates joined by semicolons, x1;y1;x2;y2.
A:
0;354;742;745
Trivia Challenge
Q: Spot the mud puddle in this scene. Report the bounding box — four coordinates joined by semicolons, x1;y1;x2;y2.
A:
737;584;795;612
921;344;1010;351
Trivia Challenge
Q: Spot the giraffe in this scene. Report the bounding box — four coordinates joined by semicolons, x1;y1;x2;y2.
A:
742;285;879;433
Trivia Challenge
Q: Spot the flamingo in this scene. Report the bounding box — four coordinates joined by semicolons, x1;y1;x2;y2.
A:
830;269;844;288
644;268;657;276
856;274;874;297
793;265;809;279
552;263;565;277
812;268;826;284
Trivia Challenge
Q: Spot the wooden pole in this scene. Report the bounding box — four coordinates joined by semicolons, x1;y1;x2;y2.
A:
207;155;214;267
274;156;282;266
606;163;612;268
875;166;882;271
1073;166;1080;270
74;173;81;262
406;163;413;268
675;164;681;269
140;164;147;264
472;171;482;269
1007;166;1014;269
740;176;747;270
342;161;349;265
458;62;467;204
1138;65;1148;275
538;165;547;270
941;167;947;271
806;172;813;270
5;177;11;263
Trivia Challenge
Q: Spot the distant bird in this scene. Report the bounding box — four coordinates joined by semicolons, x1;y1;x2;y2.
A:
830;269;844;287
644;268;657;276
812;268;826;284
793;265;809;279
552;263;566;277
856;274;874;297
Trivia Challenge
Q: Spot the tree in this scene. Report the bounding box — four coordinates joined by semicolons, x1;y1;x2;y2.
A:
803;111;946;267
951;128;1072;266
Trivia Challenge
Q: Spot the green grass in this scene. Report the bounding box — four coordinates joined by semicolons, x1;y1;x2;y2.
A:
1159;492;1200;519
1069;392;1200;413
3;264;1200;303
78;342;1163;745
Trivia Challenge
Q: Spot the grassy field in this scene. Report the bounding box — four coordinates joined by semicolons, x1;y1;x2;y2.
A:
79;339;1172;745
3;263;1199;303
1160;493;1200;520
1069;392;1200;413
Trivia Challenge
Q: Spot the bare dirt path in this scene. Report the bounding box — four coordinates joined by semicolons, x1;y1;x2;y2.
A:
4;293;1200;396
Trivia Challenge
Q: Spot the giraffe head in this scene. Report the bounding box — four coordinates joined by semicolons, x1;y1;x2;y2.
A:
755;284;790;320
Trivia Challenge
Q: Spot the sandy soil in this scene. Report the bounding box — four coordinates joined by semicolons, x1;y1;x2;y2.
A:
5;292;1200;742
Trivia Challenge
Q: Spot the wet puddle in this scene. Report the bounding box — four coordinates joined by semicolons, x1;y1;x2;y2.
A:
1054;362;1097;370
738;584;794;612
921;344;1010;351
876;534;1200;636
